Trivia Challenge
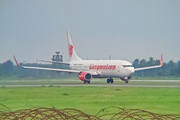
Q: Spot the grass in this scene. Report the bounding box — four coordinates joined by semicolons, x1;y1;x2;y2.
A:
0;87;180;115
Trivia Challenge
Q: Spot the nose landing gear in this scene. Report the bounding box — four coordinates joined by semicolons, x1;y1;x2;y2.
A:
120;76;131;84
125;80;129;84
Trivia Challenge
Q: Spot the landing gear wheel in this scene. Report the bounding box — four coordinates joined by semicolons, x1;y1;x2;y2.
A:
125;80;128;84
84;81;90;84
107;79;110;83
111;79;114;83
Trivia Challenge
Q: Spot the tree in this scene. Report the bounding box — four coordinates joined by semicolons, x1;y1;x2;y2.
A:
176;61;180;76
133;59;139;68
168;60;176;76
139;59;146;67
0;60;14;76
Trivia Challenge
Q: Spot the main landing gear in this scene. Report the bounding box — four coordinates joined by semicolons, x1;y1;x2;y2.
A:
107;78;113;83
84;80;90;84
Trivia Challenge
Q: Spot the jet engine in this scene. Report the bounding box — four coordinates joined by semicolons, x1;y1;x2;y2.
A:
79;72;92;81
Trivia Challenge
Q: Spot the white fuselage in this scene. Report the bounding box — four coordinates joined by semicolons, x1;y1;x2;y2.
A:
69;60;134;78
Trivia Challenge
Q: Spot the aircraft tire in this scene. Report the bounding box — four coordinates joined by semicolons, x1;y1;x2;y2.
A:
107;79;110;83
84;81;87;84
87;81;90;84
111;79;113;83
125;80;128;84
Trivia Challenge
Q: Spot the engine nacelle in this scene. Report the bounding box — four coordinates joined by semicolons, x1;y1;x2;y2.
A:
120;76;132;81
79;72;92;81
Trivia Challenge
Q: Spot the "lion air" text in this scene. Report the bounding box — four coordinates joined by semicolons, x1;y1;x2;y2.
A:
89;64;116;70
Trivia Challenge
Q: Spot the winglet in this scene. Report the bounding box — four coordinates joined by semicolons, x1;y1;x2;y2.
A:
13;55;19;66
160;54;163;66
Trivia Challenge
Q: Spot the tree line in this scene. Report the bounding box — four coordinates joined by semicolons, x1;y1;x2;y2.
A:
0;60;71;79
0;57;180;79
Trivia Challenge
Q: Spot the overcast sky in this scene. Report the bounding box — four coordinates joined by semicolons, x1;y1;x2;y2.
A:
0;0;180;64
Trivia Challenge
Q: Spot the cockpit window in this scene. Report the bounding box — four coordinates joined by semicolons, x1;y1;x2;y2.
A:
123;65;133;67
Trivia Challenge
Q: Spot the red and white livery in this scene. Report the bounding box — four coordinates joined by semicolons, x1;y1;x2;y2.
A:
13;31;163;84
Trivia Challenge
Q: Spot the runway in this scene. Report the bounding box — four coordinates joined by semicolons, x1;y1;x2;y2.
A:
0;84;180;88
0;79;180;88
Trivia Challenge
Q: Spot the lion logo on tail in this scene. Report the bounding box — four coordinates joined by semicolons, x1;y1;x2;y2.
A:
69;44;73;58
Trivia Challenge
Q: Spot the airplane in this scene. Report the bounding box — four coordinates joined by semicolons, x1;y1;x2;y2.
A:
13;31;163;84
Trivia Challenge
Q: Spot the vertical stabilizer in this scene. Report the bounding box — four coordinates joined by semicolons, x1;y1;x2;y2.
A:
67;30;82;61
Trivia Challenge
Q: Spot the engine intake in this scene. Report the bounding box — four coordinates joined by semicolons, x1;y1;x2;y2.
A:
79;72;92;81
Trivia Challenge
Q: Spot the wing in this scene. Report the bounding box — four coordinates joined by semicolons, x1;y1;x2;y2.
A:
134;55;163;71
38;60;70;65
134;65;161;71
13;56;79;73
13;56;99;75
21;66;80;73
